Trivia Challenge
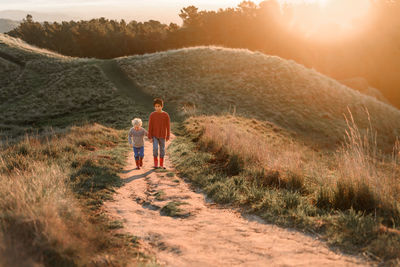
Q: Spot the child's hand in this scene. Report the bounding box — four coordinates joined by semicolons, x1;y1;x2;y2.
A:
149;139;153;143
166;137;170;142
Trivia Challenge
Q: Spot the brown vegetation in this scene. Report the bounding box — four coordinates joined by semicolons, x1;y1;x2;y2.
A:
0;124;149;266
169;115;400;263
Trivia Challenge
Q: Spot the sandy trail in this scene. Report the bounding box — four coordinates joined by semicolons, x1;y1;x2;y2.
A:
104;135;367;267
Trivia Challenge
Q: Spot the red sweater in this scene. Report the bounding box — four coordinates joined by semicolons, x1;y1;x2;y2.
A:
147;111;170;140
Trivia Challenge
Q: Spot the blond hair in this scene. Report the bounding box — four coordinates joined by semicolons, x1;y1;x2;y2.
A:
131;118;142;127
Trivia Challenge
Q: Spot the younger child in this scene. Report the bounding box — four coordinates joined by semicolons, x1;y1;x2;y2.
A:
128;118;148;170
148;98;170;169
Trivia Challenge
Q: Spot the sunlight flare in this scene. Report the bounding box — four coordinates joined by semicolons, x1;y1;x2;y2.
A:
281;0;371;41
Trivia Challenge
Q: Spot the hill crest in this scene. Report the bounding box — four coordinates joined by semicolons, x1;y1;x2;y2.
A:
117;45;400;149
0;33;70;61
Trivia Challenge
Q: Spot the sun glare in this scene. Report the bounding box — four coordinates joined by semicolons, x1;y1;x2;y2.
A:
282;0;371;41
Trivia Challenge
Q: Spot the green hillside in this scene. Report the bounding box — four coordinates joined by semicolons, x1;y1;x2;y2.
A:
2;34;399;150
1;34;400;264
0;34;148;142
117;46;400;150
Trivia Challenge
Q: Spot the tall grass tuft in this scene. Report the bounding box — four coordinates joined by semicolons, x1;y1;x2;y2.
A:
199;116;306;189
0;163;92;266
333;109;400;223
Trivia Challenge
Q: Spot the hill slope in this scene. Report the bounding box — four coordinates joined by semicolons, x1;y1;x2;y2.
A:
2;34;400;150
1;34;400;264
0;34;148;141
117;46;400;150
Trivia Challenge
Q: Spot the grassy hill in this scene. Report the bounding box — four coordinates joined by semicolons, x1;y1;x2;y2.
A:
2;34;399;150
0;34;148;143
117;46;400;151
1;34;400;264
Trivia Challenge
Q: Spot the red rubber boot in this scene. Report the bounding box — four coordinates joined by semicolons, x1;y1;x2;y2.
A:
153;157;158;169
159;157;165;169
135;160;140;170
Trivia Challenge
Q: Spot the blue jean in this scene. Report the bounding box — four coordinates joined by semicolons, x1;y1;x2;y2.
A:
152;137;165;158
133;146;144;160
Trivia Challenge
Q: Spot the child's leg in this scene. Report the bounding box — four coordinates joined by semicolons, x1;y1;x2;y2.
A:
152;137;159;168
133;147;140;169
139;146;144;158
159;138;165;158
152;138;159;158
159;138;166;168
139;146;144;166
133;147;140;161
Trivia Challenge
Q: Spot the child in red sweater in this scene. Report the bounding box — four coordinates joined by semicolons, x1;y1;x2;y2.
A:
148;98;170;169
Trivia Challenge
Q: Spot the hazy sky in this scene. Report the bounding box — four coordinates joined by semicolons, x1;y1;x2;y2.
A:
0;0;318;23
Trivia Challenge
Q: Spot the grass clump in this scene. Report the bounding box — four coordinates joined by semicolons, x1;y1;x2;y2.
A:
155;168;168;173
160;201;189;218
155;190;167;201
108;220;124;230
166;172;175;178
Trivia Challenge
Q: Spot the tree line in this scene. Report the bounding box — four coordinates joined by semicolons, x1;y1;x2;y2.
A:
6;0;400;108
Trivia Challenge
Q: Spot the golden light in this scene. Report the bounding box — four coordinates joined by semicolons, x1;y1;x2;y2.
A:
282;0;372;42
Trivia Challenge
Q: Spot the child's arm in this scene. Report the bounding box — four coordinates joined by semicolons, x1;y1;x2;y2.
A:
166;113;171;141
147;114;153;142
128;129;133;146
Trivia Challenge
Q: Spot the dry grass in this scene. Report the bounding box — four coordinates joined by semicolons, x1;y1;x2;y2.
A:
0;123;150;266
187;115;400;218
188;115;320;185
118;46;400;150
198;116;308;176
0;33;70;61
332;109;400;213
0;163;92;266
170;115;400;262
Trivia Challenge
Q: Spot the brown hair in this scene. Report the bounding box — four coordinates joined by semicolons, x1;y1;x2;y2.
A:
153;98;164;107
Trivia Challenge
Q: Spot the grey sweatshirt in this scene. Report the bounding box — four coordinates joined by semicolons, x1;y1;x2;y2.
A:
128;127;148;147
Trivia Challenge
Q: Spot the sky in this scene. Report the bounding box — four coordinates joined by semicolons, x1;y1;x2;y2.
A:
0;0;320;23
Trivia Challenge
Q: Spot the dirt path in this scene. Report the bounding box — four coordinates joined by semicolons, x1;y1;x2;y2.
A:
104;136;368;267
0;50;26;68
98;59;177;119
99;60;152;104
